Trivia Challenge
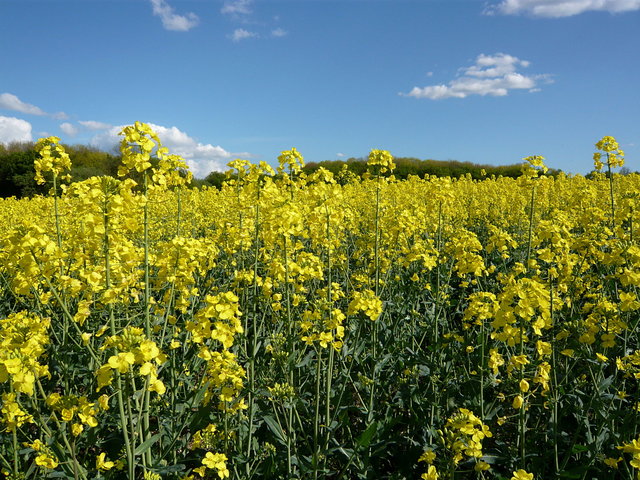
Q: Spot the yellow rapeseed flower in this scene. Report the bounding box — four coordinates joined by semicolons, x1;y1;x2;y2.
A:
367;149;395;173
511;470;533;480
96;452;115;471
202;452;229;478
35;453;58;469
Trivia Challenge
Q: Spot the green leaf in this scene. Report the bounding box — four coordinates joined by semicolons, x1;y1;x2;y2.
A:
134;433;162;456
296;350;315;368
47;473;73;479
558;467;587;479
356;421;378;448
263;415;286;445
155;464;186;474
571;444;589;454
598;375;614;390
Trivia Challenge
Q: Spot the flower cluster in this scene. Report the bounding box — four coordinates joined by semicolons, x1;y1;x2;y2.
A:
119;121;192;187
34;136;71;185
0;311;50;396
347;288;383;321
593;135;624;171
300;305;346;350
1;392;33;432
438;408;492;466
46;393;107;436
520;155;548;179
367;148;395;173
277;147;305;176
617;437;640;472
96;326;166;394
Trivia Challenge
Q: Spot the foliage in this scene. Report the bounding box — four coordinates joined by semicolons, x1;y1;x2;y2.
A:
303;157;563;184
0;142;121;198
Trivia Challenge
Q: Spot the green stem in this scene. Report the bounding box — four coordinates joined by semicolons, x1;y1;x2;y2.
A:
324;204;335;459
518;324;526;469
374;177;381;296
550;279;560;475
11;419;18;478
53;172;62;251
103;195;135;479
31;253;99;364
0;451;12;475
313;349;323;479
176;187;182;237
607;161;615;232
246;192;261;461
479;317;485;420
368;177;381;425
35;379;87;480
526;183;536;268
70;438;80;480
142;172;152;466
325;346;335;450
282;232;296;478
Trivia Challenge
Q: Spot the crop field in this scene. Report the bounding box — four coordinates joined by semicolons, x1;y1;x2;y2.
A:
0;123;639;480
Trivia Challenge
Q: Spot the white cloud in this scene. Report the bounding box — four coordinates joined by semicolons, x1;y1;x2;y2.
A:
222;0;287;41
0;93;46;116
60;122;78;136
0;116;32;143
221;0;253;15
488;0;640;17
464;53;529;77
79;120;112;131
0;93;67;119
90;123;250;178
149;0;199;31
404;53;551;100
271;28;287;37
230;28;258;41
336;153;346;158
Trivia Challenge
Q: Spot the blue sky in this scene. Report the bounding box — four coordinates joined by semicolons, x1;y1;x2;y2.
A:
1;0;639;177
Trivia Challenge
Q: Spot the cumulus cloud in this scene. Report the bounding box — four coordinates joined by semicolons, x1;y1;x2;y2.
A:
60;122;78;136
149;0;199;31
230;28;258;41
0;93;67;119
221;0;253;15
404;53;551;100
271;28;287;37
0;116;32;143
0;93;46;116
465;53;530;77
79;120;112;130
90;123;250;178
487;0;640;17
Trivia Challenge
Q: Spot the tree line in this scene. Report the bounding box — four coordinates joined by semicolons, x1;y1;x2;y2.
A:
0;141;124;197
1;141;564;198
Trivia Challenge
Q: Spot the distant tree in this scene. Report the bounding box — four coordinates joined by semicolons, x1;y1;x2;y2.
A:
0;140;568;198
302;157;561;181
190;178;210;189
2;141;34;154
0;142;124;197
68;144;121;179
0;149;45;197
203;171;227;189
